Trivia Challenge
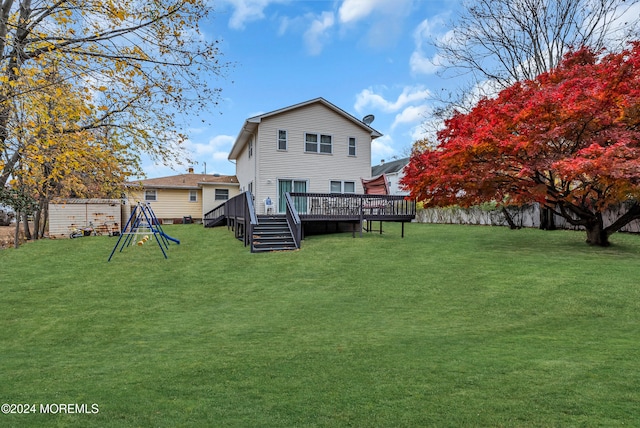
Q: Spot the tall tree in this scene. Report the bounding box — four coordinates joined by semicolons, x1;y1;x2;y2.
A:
403;45;640;246
0;0;226;188
434;0;638;89
8;67;138;239
429;0;639;228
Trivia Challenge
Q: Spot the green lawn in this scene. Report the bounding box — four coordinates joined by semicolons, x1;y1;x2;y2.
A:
1;223;639;427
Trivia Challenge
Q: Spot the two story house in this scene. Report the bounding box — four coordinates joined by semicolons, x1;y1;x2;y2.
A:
228;97;382;214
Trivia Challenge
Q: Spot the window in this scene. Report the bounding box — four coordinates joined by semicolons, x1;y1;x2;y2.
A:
248;140;253;158
330;181;356;194
189;190;197;202
320;135;332;153
305;133;317;152
215;189;229;200
278;130;287;150
144;190;157;201
305;133;332;154
348;137;356;156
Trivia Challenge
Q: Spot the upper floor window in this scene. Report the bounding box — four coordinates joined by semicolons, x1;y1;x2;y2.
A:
330;181;356;194
305;133;332;154
215;189;229;200
348;137;356;156
144;190;157;201
189;190;197;202
278;130;287;151
248;140;253;158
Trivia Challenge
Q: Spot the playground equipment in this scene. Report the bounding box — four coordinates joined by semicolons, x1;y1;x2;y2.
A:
108;202;180;261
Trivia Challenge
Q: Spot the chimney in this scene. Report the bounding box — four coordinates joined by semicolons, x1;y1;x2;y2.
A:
380;159;385;164
188;167;194;174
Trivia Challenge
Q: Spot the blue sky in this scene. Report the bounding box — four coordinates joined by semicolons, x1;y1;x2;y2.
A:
142;0;460;178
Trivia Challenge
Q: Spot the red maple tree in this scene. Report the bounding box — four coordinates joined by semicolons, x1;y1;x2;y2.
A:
402;43;640;246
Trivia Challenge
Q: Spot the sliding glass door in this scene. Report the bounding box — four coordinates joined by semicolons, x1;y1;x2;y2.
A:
278;179;307;213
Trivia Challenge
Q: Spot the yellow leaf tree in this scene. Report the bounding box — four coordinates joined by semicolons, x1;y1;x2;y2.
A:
0;0;227;189
8;63;140;240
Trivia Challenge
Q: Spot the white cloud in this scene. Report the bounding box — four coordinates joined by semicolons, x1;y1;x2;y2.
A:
209;135;236;150
338;0;414;49
303;11;335;55
391;104;430;129
355;85;431;114
339;0;389;24
213;151;231;161
179;134;236;173
410;16;450;75
410;50;444;75
338;0;414;24
220;0;287;30
371;134;396;163
409;123;429;142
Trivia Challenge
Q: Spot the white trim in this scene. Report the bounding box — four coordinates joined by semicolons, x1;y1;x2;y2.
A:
348;136;356;156
277;129;287;151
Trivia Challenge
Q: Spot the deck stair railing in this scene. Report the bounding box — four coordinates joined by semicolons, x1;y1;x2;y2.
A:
284;192;302;249
203;202;226;228
204;191;258;248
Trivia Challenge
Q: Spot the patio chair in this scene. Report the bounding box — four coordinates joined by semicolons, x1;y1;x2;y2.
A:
264;197;274;215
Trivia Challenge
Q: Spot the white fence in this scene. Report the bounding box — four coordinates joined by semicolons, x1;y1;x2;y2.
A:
416;202;640;233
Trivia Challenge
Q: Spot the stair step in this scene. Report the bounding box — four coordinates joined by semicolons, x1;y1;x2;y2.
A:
251;217;297;252
253;245;298;252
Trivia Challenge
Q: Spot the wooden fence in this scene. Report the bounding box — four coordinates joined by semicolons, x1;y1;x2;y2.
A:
416;202;640;233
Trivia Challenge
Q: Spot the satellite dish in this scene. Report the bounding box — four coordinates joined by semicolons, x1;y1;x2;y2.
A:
362;114;375;125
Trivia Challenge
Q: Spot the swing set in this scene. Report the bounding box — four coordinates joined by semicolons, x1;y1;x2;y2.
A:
108;202;180;261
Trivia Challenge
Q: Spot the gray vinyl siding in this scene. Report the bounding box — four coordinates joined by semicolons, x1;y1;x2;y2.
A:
235;137;256;194
253;103;372;206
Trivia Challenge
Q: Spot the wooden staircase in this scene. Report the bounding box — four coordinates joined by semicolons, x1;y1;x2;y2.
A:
252;216;298;252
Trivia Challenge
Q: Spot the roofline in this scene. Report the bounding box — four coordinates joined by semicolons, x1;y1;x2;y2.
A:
228;97;383;160
199;181;239;187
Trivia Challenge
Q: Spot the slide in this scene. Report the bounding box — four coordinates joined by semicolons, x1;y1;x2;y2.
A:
160;231;180;244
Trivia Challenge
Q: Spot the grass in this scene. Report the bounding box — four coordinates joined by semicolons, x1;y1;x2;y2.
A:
1;223;639;427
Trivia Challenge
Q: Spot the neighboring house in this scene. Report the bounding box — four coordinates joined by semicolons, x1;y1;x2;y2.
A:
126;170;240;223
228;97;383;214
371;157;410;196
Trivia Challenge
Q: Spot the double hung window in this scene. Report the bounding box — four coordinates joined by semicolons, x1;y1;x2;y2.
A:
144;190;157;201
330;181;356;194
278;130;287;150
348;137;356;156
305;133;332;154
215;189;229;200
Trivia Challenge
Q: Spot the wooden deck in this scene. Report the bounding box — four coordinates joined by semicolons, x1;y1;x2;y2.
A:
204;192;416;252
289;192;415;222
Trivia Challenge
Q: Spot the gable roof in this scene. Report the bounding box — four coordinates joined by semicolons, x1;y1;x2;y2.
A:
228;97;383;160
371;157;410;177
128;173;238;190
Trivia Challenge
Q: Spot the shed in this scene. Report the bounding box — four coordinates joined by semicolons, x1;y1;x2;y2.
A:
49;199;122;238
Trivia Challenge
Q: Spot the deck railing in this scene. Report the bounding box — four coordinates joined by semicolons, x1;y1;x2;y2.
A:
204;191;258;247
204;192;416;248
203;202;226;227
284;192;302;249
289;192;416;221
